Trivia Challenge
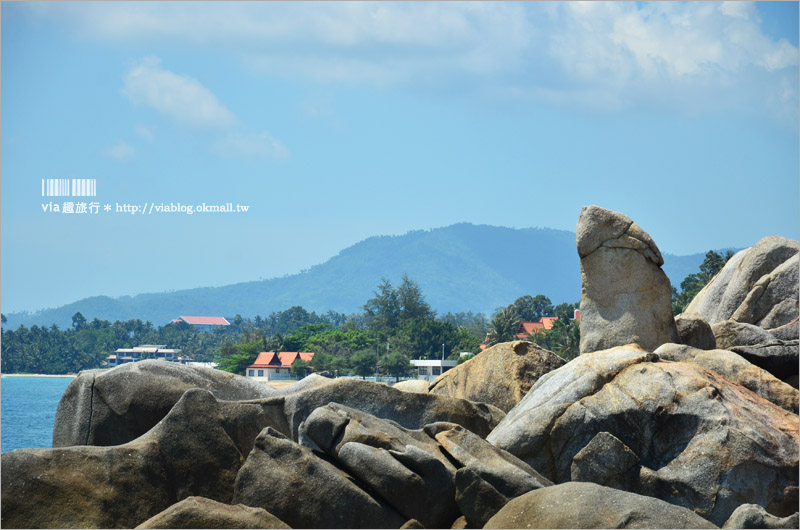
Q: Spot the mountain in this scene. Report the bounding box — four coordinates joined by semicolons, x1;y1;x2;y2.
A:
2;223;720;330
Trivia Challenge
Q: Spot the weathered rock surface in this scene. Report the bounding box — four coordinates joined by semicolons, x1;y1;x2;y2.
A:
731;254;799;329
577;205;679;353
281;377;505;441
392;379;430;393
2;389;243;529
768;317;799;341
484;482;718;529
686;236;799;326
428;341;564;412
302;403;459;529
675;312;716;350
730;341;799;382
713;319;777;349
722;503;799;529
53;360;275;447
428;422;552;527
487;344;799;525
654;343;799;413
233;427;406;529
135;496;289;529
570;431;640;490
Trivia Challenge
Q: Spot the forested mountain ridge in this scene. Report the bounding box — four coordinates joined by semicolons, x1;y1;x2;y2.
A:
2;223;721;330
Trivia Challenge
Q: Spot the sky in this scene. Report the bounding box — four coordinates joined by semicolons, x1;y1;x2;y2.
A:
1;1;798;314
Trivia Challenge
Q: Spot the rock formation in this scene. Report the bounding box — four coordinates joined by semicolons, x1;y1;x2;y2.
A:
135;496;288;529
428;340;564;412
674;312;717;350
487;344;799;526
576;205;679;353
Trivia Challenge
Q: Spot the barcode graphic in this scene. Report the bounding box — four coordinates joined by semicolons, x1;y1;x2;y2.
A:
41;179;96;197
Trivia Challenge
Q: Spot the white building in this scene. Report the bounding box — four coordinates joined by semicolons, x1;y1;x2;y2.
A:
107;345;182;367
410;359;458;383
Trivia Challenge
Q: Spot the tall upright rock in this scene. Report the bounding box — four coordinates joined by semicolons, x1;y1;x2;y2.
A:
577;206;678;353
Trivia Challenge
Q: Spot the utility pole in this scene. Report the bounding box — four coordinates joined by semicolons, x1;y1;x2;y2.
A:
442;343;445;361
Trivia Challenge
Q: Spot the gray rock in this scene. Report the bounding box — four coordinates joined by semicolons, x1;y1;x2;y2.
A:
392;379;430;393
53;360;275;447
428;341;564;412
722;504;799;529
233;427;406;529
484;482;718;529
135;496;289;529
654;343;799;413
487;344;799;526
730;340;799;381
302;403;459;529
675;312;717;350
712;319;776;349
426;422;551;527
731;254;799;329
768;318;799;341
577;205;678;353
281;377;505;441
686;236;799;326
2;389;244;529
570;431;640;489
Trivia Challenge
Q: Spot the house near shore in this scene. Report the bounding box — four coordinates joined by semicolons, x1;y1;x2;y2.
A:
246;351;315;381
172;315;231;332
479;310;582;350
106;345;183;367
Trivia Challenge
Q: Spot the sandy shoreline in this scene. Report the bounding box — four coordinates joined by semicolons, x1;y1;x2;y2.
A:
1;373;77;378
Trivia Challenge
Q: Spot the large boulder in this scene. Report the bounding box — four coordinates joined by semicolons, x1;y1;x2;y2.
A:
484;482;718;529
280;377;505;442
487;345;799;526
53;360;275;447
428;341;564;412
232;427;406;529
577;205;678;353
712;319;777;349
675;312;717;350
302;403;460;529
686;236;799;326
654;343;798;413
722;504;799;529
392;379;430;393
135;496;288;529
2;389;244;529
711;320;798;381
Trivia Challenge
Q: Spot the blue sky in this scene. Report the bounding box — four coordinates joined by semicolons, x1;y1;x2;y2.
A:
2;1;798;314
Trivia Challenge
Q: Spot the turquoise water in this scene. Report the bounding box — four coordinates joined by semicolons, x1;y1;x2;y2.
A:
1;376;73;452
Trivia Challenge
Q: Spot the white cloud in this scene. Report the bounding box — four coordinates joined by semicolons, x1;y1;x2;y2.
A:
122;56;236;129
134;124;155;142
103;140;135;161
27;2;800;122
211;131;289;159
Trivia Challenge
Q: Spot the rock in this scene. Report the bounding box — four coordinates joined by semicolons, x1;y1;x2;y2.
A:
281;377;505;441
768;318;799;341
712;320;776;349
233;427;406;529
399;519;425;529
570;431;640;489
487;344;799;526
654;343;799;413
730;341;799;381
450;515;468;529
722;503;799;529
426;423;551;527
2;389;244;529
302;403;459;529
484;482;718;529
428;341;564;412
576;205;678;353
393;379;430;393
686;236;799;326
135;496;289;529
675;312;717;350
53;360;275;447
731;255;799;329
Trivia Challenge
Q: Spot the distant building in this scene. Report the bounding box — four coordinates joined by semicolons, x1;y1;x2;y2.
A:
106;345;183;367
515;316;559;339
410;359;458;383
246;351;315;381
172;315;231;332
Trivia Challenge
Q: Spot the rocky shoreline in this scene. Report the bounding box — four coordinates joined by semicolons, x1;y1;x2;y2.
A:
2;205;797;529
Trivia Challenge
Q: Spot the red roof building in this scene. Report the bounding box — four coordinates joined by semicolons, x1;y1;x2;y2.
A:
246;351;315;381
173;316;231;326
515;316;558;338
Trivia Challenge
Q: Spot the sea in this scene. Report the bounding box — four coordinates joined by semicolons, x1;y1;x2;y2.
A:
1;375;73;453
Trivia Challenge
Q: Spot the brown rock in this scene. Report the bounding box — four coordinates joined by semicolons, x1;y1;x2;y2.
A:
428;341;564;412
135;496;289;529
675;312;717;350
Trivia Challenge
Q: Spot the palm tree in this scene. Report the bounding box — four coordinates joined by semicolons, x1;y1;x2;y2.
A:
488;307;521;346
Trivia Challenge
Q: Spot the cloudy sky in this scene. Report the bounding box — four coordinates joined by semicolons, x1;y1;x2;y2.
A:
2;1;798;314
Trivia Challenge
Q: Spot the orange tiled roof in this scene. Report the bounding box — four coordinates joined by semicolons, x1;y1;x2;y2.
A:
515;317;558;338
247;351;315;369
